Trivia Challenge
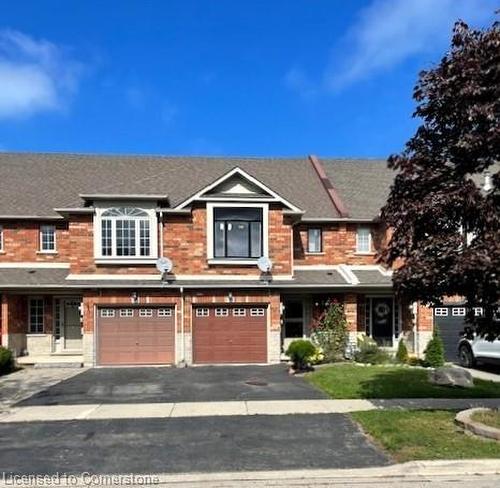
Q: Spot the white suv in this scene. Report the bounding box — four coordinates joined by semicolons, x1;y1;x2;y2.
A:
458;327;500;367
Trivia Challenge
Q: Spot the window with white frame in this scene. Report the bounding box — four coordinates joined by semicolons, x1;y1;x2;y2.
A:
307;228;322;253
233;308;246;317
250;308;265;317
215;308;229;317
139;309;153;317
158;308;172;317
100;309;115;318
96;206;157;260
452;307;466;316
0;225;3;251
120;308;134;317
434;308;448;316
40;225;56;252
29;298;44;333
356;227;372;253
474;307;483;316
196;308;209;317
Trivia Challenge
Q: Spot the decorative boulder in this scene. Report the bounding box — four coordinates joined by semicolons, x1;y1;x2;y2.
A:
429;367;474;388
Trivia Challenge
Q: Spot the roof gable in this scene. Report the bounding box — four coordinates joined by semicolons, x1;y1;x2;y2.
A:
175;167;303;212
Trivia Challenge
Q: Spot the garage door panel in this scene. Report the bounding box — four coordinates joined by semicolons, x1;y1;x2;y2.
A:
193;306;267;364
98;307;175;366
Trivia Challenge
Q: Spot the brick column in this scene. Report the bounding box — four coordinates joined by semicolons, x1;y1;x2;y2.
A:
344;293;358;333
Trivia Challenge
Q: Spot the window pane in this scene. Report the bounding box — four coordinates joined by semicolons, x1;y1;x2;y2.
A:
214;221;225;257
29;298;44;333
139;220;150;256
250;222;262;257
101;219;112;256
41;226;55;251
116;219;136;256
308;228;321;253
357;228;371;252
227;221;249;257
214;208;262;221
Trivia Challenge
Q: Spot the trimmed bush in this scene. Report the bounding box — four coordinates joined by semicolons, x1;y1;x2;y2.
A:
0;346;14;375
286;339;316;371
396;339;409;364
424;325;445;368
354;336;391;364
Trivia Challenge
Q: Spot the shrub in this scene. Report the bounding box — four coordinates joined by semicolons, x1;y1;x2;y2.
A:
309;346;325;365
286;340;316;371
424;325;445;368
310;301;348;362
0;347;13;375
396;339;409;364
354;336;391;364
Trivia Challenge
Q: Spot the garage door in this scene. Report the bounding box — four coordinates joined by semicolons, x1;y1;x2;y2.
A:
193;305;267;364
97;307;175;365
433;305;483;362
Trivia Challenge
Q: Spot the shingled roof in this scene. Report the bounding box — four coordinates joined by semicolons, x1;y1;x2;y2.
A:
0;153;340;219
322;159;395;220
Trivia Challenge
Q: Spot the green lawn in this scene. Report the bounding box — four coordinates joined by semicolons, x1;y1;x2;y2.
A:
306;364;500;399
472;409;500;429
352;410;500;462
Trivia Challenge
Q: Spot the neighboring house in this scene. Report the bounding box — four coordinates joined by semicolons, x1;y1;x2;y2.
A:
0;153;434;367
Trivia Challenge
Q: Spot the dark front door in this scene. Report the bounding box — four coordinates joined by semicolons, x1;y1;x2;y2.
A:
371;297;394;347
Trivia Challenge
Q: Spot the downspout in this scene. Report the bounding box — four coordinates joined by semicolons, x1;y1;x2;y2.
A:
180;286;185;364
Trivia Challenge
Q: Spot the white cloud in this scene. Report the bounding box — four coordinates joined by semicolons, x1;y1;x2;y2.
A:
285;0;496;96
327;0;496;90
0;29;83;119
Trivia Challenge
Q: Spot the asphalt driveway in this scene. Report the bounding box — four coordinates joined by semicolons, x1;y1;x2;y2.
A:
18;364;327;406
0;414;390;474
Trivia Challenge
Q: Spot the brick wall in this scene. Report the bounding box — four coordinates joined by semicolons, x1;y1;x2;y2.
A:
164;204;292;275
294;223;386;266
0;221;70;262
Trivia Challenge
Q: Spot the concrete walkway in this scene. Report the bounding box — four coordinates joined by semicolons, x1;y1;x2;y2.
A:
453;365;500;383
1;397;499;423
0;367;85;413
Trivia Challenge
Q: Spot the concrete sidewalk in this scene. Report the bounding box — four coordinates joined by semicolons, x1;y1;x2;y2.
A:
1;397;499;422
0;460;498;487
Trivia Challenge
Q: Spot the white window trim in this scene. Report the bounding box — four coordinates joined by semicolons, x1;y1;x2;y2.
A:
120;308;134;317
307;228;322;254
100;308;115;318
196;308;210;317
139;308;153;317
39;225;57;253
215;308;229;317
434;308;448;316
233;308;246;317
452;307;466;316
158;308;172;317
250;308;265;317
94;203;158;262
356;226;372;254
206;202;269;263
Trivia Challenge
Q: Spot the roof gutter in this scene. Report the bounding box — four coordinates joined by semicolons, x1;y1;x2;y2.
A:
308;155;349;218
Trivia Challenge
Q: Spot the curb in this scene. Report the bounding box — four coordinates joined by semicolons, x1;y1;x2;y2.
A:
456;408;500;441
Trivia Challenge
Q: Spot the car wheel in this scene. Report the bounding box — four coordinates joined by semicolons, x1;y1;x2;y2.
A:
458;345;475;368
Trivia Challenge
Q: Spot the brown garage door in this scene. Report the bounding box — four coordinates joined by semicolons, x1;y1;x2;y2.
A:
97;307;175;365
193;305;267;364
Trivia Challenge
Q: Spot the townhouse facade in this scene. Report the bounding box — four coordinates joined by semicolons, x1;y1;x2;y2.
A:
0;153;433;367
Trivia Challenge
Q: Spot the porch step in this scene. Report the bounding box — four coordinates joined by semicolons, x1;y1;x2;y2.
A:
16;355;84;368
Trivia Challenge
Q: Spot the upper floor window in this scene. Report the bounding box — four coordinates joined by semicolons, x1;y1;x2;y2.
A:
40;225;56;252
356;227;372;253
307;228;322;253
95;206;158;260
213;207;263;259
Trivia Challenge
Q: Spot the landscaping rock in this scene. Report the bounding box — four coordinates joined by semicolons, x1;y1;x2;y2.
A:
429;367;474;388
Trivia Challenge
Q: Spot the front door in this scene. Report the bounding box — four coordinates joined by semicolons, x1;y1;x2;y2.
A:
371;297;394;347
282;300;304;350
63;300;83;351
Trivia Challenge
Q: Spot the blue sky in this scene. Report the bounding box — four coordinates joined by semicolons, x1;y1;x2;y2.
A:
0;0;496;158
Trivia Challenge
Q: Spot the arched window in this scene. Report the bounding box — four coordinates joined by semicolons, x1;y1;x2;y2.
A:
97;206;156;259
